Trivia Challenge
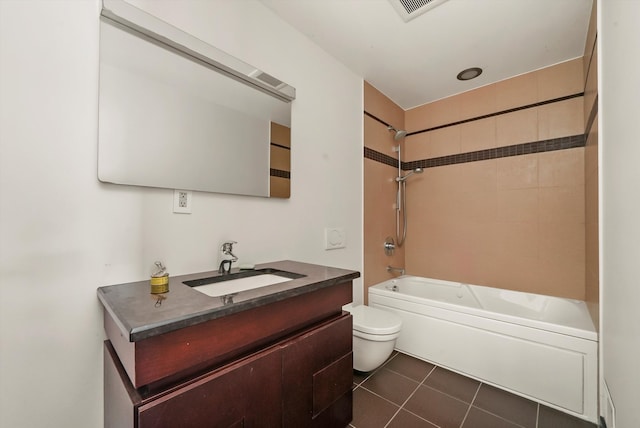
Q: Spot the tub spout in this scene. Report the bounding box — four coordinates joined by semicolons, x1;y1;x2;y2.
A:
387;266;405;275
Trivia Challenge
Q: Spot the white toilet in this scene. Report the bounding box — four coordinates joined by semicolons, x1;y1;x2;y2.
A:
345;304;402;372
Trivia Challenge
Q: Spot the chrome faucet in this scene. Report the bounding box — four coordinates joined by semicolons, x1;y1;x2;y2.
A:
218;241;238;274
386;265;405;275
218;259;232;274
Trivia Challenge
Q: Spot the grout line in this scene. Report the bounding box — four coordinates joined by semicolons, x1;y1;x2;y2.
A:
399;407;444;428
465;384;531;428
421;364;438;383
379;355;440;428
354;370;374;385
354;352;397;385
356;353;580;428
418;383;474;408
355;385;410;428
419;375;530;428
381;364;435;385
469;408;530;428
465;402;531;428
469;383;482;407
391;384;442;428
382;407;402;428
459;383;482;427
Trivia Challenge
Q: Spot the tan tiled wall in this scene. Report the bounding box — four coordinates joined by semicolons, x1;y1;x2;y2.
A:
583;0;599;325
363;82;405;303
270;122;291;198
403;59;588;300
364;54;597;302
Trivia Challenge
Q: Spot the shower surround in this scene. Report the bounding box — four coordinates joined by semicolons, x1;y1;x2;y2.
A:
364;55;593;303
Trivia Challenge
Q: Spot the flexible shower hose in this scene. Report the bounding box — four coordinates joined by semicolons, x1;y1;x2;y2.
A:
396;180;407;247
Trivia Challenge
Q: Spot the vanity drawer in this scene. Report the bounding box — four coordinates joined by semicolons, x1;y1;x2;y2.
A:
105;280;352;389
138;346;283;428
105;312;354;428
282;313;353;427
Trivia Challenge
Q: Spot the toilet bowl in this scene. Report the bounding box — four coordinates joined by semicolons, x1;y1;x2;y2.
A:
345;304;402;372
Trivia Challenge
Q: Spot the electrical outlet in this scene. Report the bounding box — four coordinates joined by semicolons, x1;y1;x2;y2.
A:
173;190;192;214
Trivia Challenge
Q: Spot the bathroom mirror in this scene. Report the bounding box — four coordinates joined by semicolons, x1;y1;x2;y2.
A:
97;2;294;198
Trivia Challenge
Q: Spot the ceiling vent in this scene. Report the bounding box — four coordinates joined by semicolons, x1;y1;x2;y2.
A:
388;0;451;22
249;70;286;90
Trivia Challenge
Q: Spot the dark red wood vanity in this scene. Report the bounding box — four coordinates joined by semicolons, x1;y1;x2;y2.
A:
99;260;359;428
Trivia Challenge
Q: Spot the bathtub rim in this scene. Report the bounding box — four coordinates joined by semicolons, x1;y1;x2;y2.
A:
369;276;597;342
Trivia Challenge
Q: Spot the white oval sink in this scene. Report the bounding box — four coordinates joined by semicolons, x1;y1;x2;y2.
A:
190;274;293;297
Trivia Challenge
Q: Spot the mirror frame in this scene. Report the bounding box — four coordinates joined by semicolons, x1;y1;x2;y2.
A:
98;0;295;198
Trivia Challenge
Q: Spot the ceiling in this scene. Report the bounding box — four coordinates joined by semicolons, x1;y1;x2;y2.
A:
259;0;593;110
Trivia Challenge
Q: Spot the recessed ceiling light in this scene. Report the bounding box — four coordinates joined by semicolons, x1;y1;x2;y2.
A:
457;67;483;81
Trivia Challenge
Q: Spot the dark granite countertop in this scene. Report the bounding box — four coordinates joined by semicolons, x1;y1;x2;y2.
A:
97;260;359;342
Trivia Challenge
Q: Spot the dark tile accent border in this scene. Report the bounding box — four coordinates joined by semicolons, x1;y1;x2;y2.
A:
270;142;291;150
406;92;584;137
584;34;598;96
363;89;587;170
270;168;290;179
364;146;399;168
404;135;585;170
364;93;585;138
364;111;392;128
365;134;586;172
585;94;598;137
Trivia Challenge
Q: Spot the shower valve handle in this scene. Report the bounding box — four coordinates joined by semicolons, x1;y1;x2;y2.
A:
384;237;396;256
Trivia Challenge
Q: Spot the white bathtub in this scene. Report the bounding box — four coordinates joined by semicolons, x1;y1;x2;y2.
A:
369;276;598;423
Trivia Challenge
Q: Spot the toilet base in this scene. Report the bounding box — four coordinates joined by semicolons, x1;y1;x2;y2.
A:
352;335;396;372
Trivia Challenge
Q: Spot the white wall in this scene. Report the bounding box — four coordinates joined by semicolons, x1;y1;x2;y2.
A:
0;1;363;427
600;1;640;427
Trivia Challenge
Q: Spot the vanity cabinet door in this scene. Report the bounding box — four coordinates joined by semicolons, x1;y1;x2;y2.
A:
137;346;282;428
281;313;353;428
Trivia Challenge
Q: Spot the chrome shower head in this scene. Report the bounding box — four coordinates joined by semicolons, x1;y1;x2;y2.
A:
394;129;407;140
396;167;424;182
387;125;408;141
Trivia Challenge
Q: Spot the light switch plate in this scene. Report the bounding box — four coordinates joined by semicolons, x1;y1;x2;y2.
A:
325;227;346;250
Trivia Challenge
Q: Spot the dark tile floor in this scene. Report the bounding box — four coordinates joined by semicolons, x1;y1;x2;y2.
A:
350;352;597;428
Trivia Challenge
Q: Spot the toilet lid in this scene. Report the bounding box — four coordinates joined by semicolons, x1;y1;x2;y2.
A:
347;305;402;335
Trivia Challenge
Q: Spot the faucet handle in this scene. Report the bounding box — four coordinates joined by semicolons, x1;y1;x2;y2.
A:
221;241;237;253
